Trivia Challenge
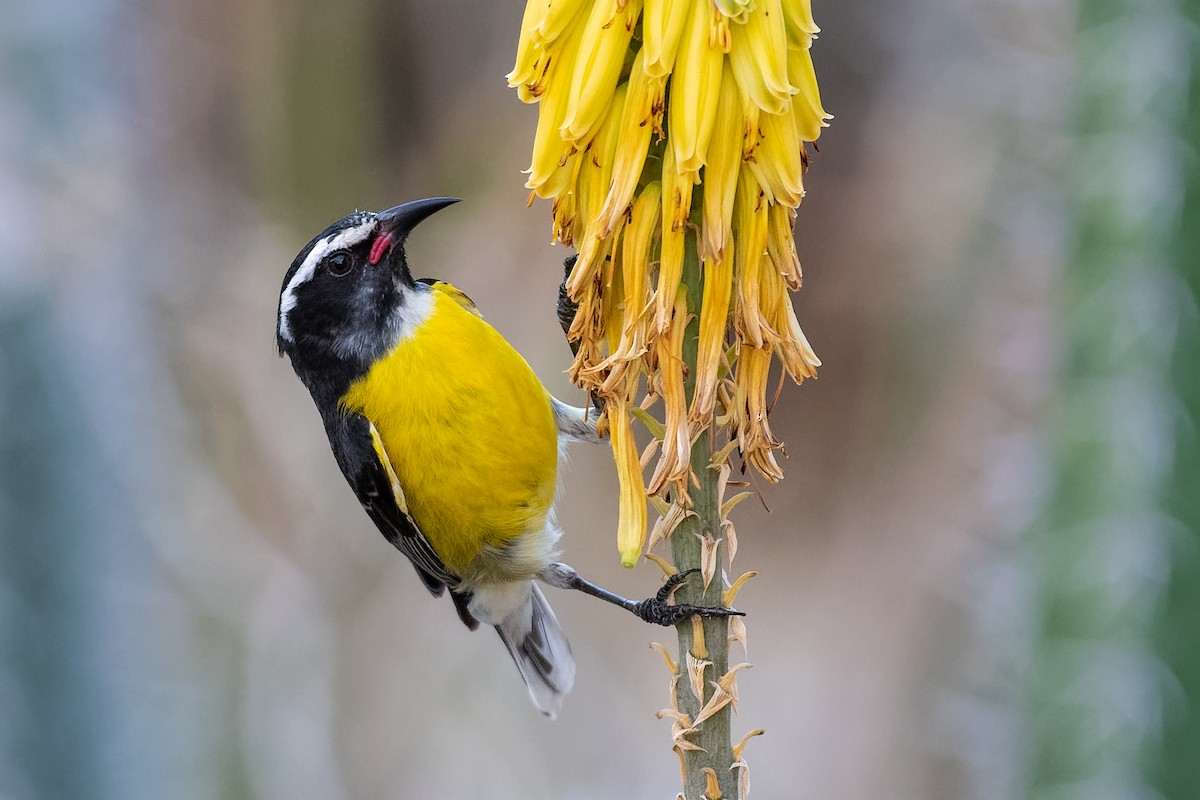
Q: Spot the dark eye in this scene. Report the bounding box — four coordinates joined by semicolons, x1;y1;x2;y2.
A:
324;251;353;277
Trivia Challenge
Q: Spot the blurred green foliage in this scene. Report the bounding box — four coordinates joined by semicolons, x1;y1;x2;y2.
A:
1152;0;1200;793
1029;0;1193;797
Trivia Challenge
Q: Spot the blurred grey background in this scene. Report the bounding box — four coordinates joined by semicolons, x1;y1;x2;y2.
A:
2;0;1198;798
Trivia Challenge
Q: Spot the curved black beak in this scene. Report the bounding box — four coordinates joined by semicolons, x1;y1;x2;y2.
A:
376;197;460;239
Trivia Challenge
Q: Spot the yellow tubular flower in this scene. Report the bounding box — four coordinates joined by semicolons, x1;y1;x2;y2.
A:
733;166;770;349
727;0;794;115
746;103;804;207
701;65;744;263
642;0;690;77
654;145;693;335
788;43;832;142
733;343;783;482
595;182;661;394
524;11;591;102
647;288;691;497
766;202;802;290
571;232;624;393
756;247;785;337
772;283;821;383
781;0;820;46
712;0;754;23
511;0;828;589
669;0;726;176
534;0;591;45
525;15;590;192
689;249;734;425
600;50;666;237
561;0;643;145
566;273;604;345
508;0;551;90
543;143;584;203
567;82;628;298
548;151;584;244
611;395;648;567
740;91;762;163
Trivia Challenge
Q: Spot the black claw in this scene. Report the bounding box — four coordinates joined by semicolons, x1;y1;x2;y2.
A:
657;568;700;599
631;568;745;627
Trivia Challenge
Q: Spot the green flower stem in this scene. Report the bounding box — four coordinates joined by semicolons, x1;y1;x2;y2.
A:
670;234;738;800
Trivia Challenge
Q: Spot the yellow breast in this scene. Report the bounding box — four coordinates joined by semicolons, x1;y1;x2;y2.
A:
339;286;559;577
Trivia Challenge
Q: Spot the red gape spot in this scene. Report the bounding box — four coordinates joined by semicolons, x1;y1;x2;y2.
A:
368;233;394;265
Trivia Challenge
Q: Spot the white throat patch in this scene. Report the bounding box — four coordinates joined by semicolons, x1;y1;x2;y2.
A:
278;218;377;342
330;282;436;362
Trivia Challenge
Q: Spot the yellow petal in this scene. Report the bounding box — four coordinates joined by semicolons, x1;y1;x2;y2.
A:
746;105;804;206
647;289;692;496
592;182;659;394
732;167;771;347
600;49;666;236
700;65;744;262
524;16;589;190
788;43;832;142
533;0;591;45
565;82;628;296
727;0;795;114
689;250;734;424
772;289;821;383
642;0;690;77
766;202;802;290
507;0;552;89
560;0;643;144
781;0;820;46
669;0;725;175
611;397;648;567
654;146;694;335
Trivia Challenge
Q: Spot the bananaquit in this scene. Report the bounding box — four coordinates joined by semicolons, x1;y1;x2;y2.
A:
276;198;738;717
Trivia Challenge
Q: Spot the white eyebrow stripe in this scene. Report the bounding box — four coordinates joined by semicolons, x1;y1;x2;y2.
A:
278;219;376;341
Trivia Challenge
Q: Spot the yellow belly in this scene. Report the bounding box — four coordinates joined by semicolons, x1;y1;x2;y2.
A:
339;288;558;577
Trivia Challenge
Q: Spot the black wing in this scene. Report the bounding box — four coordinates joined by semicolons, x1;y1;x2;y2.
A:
328;411;478;627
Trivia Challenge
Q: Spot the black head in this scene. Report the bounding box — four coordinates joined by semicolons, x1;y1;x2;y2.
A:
276;198;459;370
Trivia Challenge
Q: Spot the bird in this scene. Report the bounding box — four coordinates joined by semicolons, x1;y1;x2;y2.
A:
275;197;739;717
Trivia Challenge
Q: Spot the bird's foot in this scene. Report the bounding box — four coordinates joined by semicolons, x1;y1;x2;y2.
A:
629;569;745;627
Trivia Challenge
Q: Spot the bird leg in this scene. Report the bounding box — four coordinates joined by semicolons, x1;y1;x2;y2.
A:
539;563;744;627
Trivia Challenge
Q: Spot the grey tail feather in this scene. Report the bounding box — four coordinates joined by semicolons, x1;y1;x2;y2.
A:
495;583;575;718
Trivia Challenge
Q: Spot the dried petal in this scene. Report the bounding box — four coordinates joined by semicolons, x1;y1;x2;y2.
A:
650;641;680;674
728;614;748;655
644;551;675;575
697;533;720;590
690;615;708;659
732;729;765;760
702;767;723;800
686;651;712;703
723;570;757;606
